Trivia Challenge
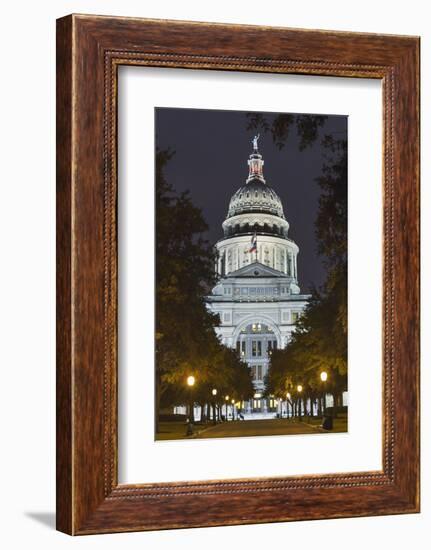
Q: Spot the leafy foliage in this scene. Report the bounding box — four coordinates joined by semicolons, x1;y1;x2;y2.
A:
247;112;327;151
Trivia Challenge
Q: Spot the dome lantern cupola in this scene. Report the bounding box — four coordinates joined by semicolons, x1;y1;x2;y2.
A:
247;133;265;183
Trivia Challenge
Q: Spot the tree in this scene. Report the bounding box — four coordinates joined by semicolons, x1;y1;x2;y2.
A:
156;148;217;425
155;149;254;429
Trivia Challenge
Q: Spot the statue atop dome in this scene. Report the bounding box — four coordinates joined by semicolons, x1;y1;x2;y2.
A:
252;134;260;152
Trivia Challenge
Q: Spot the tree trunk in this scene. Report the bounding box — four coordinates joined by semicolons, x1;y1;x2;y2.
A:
332;393;338;418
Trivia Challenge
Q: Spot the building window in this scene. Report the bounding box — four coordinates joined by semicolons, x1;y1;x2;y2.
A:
267;340;277;356
257;365;262;380
252;341;262;357
292;312;299;323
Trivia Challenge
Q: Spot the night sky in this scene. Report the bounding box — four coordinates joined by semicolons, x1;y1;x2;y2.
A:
155;108;347;293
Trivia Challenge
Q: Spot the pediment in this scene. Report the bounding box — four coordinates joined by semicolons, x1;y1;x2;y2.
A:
226;261;286;278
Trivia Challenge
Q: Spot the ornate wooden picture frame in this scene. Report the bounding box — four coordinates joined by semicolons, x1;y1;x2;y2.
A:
56;14;420;534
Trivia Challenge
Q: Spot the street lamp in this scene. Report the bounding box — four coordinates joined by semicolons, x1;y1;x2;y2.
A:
231;398;235;420
225;395;229;421
320;371;328;415
297;385;303;419
212;388;217;424
186;375;196;435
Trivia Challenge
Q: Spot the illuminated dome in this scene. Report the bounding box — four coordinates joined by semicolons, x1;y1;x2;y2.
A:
227;178;285;219
222;137;289;239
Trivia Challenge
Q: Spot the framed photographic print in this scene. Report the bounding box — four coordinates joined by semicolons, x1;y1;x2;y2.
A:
56;14;420;534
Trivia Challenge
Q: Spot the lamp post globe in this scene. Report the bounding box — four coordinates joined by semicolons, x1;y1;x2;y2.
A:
320;371;328;415
187;375;195;387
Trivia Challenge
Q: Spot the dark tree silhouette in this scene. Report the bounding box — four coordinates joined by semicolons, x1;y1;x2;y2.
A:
155;149;254;431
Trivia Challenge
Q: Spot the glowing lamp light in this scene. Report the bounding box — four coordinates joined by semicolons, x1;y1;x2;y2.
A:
212;388;217;396
297;385;303;393
286;392;291;399
225;395;229;401
186;375;195;387
231;399;235;404
320;371;328;382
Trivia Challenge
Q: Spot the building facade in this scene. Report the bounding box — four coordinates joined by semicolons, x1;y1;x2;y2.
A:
206;137;310;415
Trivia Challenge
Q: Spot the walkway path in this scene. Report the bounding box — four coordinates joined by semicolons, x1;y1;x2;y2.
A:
194;418;322;439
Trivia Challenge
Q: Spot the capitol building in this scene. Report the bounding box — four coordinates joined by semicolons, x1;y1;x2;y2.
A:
206;137;310;415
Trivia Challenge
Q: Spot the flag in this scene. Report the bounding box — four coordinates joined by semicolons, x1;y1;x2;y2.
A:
249;232;257;253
